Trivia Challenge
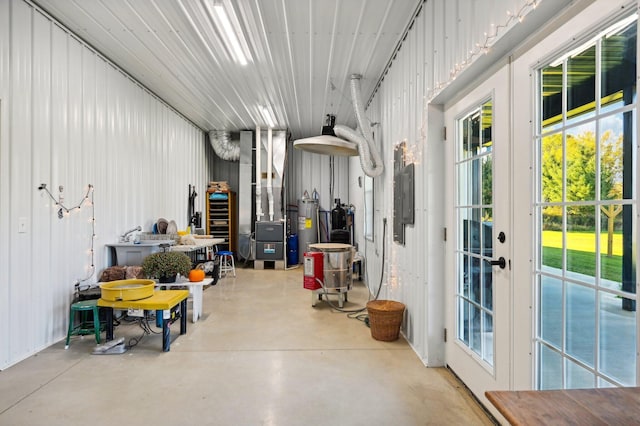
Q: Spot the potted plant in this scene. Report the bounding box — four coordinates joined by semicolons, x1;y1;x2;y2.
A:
141;251;192;283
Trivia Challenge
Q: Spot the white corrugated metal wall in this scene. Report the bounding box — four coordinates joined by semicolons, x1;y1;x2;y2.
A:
350;0;576;365
0;0;211;369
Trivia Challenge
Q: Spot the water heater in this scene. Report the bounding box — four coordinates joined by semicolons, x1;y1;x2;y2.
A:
298;198;319;263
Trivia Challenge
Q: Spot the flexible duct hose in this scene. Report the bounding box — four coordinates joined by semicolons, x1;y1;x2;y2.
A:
334;125;383;178
209;130;240;161
350;74;374;146
334;75;384;178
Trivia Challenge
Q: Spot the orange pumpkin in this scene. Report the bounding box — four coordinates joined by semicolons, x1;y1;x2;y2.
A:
189;269;205;282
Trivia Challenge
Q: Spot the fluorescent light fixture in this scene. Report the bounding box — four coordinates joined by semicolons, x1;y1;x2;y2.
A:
206;0;251;66
262;106;276;128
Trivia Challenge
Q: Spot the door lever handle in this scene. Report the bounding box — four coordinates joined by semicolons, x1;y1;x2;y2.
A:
490;257;506;269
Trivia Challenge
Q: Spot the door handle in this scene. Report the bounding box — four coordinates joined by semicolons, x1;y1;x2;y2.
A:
490;257;506;269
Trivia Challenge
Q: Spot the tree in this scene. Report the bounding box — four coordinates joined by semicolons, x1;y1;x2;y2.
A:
540;127;624;255
599;129;624;257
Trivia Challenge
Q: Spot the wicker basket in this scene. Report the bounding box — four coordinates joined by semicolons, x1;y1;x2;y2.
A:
366;300;405;341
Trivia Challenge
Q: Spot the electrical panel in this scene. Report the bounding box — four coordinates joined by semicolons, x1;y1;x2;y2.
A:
393;142;415;245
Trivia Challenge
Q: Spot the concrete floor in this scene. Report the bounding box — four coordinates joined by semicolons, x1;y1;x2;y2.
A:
0;266;494;425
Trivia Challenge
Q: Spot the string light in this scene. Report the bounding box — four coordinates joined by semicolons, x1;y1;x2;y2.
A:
427;0;541;101
38;183;96;286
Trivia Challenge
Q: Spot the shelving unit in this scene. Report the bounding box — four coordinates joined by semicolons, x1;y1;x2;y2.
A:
206;190;236;253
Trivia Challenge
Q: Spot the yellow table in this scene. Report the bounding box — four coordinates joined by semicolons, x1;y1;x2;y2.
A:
97;290;189;352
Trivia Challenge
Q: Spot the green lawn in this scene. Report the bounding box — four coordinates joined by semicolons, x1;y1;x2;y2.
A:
543;230;622;256
542;246;622;282
542;231;624;282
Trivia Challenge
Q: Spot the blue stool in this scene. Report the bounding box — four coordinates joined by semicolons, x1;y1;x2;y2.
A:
218;250;236;278
65;299;102;349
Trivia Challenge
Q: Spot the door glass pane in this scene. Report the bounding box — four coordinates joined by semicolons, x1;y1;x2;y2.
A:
601;19;637;111
541;132;563;203
458;162;472;204
459;208;471;252
459;298;469;345
461;109;479;160
599;114;624;201
566;206;596;283
599;292;636;386
539;276;562;349
539;344;563;389
481;100;493;148
470;303;482;356
467;209;482;254
483;312;494;366
470;256;481;305
566;122;596;202
541;206;562;271
598;377;617;388
566;282;595;366
567;44;596;126
566;358;595;389
482;208;493;257
460;253;470;297
482;259;493;311
599;206;623;288
541;63;563;133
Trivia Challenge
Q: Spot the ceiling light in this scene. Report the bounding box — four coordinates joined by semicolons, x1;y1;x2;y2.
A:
293;113;357;156
293;135;358;156
206;0;251;66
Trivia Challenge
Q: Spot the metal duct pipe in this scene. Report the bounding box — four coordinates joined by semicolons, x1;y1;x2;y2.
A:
209;130;240;161
267;127;274;221
256;126;264;221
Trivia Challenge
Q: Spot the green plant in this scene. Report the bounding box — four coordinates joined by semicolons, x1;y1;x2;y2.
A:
141;251;192;280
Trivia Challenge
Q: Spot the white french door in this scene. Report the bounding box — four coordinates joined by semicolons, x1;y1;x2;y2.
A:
445;63;512;402
533;11;638;390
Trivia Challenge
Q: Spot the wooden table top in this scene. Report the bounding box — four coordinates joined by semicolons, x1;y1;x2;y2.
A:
485;387;640;425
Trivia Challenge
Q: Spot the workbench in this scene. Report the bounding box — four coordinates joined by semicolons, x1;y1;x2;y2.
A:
156;278;213;322
485;387;640;425
97;290;189;352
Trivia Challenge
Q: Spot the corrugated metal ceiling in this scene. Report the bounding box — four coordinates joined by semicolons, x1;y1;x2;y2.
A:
32;0;420;139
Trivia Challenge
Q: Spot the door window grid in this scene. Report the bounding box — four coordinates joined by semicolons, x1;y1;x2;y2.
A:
455;100;495;367
535;16;638;389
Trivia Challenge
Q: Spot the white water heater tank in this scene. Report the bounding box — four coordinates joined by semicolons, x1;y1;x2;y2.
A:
297;198;319;263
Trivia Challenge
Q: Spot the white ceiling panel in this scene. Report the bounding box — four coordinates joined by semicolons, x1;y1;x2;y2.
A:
32;0;420;139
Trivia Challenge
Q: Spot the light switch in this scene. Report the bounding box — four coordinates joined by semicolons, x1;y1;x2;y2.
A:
18;217;27;233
